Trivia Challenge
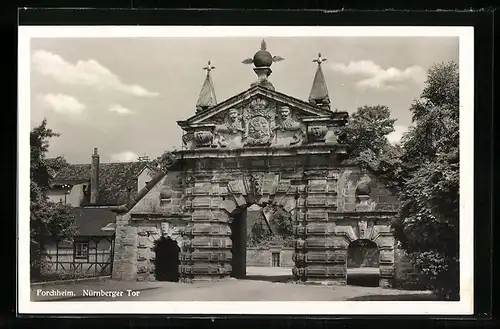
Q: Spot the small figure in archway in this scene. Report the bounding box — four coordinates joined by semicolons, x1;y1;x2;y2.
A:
154;237;180;282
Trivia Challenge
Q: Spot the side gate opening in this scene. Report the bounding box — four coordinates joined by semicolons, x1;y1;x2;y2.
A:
154;237;180;282
346;239;380;287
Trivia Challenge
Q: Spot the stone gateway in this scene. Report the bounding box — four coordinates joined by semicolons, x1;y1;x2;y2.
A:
110;41;399;287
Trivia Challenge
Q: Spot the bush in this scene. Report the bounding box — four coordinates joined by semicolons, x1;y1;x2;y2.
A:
32;271;109;283
247;232;293;249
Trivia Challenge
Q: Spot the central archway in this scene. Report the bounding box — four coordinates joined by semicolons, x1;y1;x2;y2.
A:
346;239;380;287
229;206;249;278
229;201;294;280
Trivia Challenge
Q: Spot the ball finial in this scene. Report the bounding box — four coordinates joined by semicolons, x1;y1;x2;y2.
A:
241;39;285;67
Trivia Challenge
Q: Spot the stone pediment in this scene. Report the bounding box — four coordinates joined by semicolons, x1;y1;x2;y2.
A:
178;85;348;149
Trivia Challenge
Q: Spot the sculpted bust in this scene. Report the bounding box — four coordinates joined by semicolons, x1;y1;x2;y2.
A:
213;108;245;147
276;106;300;131
217;108;244;134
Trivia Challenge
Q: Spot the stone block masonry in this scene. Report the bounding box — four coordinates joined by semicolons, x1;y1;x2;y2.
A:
111;160;400;287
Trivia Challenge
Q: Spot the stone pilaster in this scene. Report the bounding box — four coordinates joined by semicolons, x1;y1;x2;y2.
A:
291;177;307;283
181;179;233;281
135;224;158;281
111;214;138;281
374;233;396;288
293;169;343;285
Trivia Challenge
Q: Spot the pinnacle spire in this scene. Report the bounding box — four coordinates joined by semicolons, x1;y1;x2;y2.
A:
308;53;331;110
196;61;217;113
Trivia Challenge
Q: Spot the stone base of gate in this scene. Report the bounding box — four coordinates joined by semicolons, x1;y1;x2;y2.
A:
379;278;394;288
293;277;393;287
300;278;347;286
182;277;231;283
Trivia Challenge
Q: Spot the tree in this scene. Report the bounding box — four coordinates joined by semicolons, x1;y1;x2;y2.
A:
30;119;76;279
247;204;294;248
152;150;177;173
344;105;396;158
394;61;460;300
342;105;403;189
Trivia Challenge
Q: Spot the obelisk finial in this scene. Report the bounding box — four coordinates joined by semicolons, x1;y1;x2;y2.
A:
309;53;331;110
196;60;217;113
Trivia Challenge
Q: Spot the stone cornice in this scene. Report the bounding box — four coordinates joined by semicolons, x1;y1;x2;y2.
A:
174;144;346;159
179;85;348;129
328;211;398;218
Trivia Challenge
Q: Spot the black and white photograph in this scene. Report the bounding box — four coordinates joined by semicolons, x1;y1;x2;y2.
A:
18;26;474;315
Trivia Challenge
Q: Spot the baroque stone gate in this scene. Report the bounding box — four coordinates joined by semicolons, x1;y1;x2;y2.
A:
111;42;399;287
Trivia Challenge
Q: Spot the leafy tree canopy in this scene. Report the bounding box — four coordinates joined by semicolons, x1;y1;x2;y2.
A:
342;104;402;189
395;61;460;300
30;119;76;279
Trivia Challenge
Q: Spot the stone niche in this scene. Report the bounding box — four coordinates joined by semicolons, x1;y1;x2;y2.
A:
341;168;399;213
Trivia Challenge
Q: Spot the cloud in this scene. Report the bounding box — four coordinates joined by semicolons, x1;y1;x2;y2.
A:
38;93;86;115
31;50;160;97
387;124;409;144
108;104;134;115
331;60;426;90
110;151;139;162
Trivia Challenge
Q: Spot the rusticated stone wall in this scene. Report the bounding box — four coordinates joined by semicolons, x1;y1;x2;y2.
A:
111;154;400;287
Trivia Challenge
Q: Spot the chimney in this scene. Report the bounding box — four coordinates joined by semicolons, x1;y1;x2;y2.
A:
90;147;99;204
126;187;133;205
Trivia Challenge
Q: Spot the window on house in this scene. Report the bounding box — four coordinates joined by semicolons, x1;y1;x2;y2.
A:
74;241;89;259
272;252;281;267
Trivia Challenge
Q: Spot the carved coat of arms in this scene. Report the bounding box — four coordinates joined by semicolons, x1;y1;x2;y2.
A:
243;97;276;146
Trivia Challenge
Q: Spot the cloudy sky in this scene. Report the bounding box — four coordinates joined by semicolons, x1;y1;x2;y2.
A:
30;37;459;164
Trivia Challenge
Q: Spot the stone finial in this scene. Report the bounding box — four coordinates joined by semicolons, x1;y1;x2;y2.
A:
355;181;372;211
196;60;217;113
242;40;284;91
309;53;331;110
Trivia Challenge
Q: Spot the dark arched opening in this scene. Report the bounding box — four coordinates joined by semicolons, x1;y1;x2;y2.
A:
346;239;380;287
229;206;248;278
154;236;180;282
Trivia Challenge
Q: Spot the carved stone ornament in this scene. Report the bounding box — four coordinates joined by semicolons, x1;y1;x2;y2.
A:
357;219;368;239
182;132;194;146
212;108;245;148
216;108;245;134
194;130;214;147
248;98;271;117
160;187;173;203
213;131;227;148
334;127;347;145
244;172;264;196
275;106;301;132
242;97;276;146
307;124;328;142
274;106;305;145
245;116;272;146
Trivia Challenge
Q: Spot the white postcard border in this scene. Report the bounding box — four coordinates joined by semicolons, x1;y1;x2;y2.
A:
18;25;474;315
